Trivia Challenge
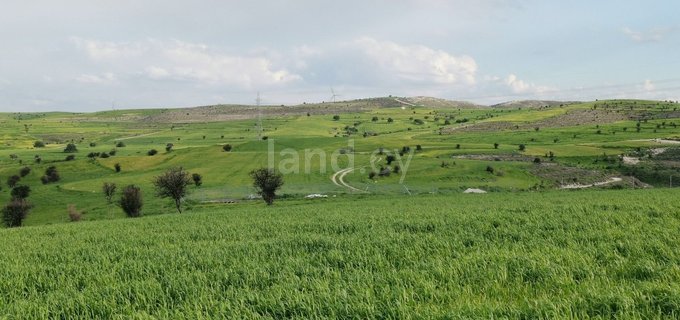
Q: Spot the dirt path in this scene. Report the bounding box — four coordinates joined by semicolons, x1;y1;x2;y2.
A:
394;98;416;107
331;167;367;193
117;131;164;141
560;177;623;189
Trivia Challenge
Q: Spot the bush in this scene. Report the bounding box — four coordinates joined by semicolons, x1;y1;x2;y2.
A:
533;157;542;164
332;115;340;121
249;168;284;205
393;165;401;174
2;199;32;227
165;143;174;152
67;204;82;222
486;166;495;174
64;143;78;153
33;141;45;148
519;144;526;151
109;149;117;156
223;144;232;152
100;152;110;158
416;145;422;151
413;119;424;125
387;118;394;123
153;167;192;213
65;155;76;161
103;182;117;204
89;142;97;147
120;185;143;218
368;171;377;180
19;166;31;177
41;166;60;184
192;173;203;187
10;185;31;199
114;163;121;173
386;155;396;165
371;116;379;122
147;149;158;156
116;141;126;148
494;143;499;149
7;175;20;188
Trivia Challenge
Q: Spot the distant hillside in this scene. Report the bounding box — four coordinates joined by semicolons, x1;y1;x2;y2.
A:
491;100;580;109
401;96;486;109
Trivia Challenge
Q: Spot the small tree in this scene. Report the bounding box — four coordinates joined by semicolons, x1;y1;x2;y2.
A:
223;144;232;152
192;173;203;187
10;185;31;200
114;163;121;172
387;117;394;123
152;167;191;213
116;141;126;148
518;144;526;152
533;157;541;164
41;166;60;184
67;204;82;222
7;175;21;188
165;143;174;152
147;149;158;156
332;115;340;121
120;185;143;217
103;182;117;204
371;116;379;122
2;199;32;227
494;143;499;149
33;141;45;148
386;155;396;165
65;155;76;161
368;171;377;180
64;143;78;153
249;168;284;205
486;165;495;174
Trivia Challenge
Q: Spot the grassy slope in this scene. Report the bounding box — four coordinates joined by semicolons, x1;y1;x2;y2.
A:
0;189;679;318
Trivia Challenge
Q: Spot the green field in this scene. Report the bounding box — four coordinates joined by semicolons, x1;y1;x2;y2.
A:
1;98;680;318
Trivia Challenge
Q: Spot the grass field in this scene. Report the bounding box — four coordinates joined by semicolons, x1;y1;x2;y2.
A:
1;189;679;318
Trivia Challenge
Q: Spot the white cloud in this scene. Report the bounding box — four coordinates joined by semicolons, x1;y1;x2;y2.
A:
72;38;301;88
505;74;552;94
354;37;477;85
643;79;655;91
75;72;116;84
622;27;673;43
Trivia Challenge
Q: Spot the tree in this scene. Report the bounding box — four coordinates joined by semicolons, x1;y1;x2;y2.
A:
223;144;232;152
371;116;379;122
386;155;396;165
65;155;76;161
2;199;32;227
103;182;117;204
116;141;126;148
152;167;191;213
387;117;394;123
519;144;526;151
114;163;121;173
7;175;20;188
120;185;143;218
10;185;31;200
494;143;499;149
64;143;78;153
192;173;203;187
33;141;45;148
249;168;284;205
332;115;340;121
147;149;158;156
165;143;174;152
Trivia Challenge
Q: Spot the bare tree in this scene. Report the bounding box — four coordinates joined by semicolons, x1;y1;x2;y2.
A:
2;199;32;227
250;168;284;205
103;182;117;204
152;167;191;213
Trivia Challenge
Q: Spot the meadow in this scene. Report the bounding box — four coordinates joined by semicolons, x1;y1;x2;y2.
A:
0;189;678;318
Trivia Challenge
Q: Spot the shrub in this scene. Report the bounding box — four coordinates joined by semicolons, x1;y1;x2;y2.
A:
147;149;158;156
87;152;100;159
89;142;97;147
494;143;499;149
100;152;109;158
393;165;401;174
332;115;340;121
261;136;268;141
10;185;31;199
33;141;45;148
109;149;117;156
165;143;174;152
368;171;377;180
519;144;526;151
7;175;20;188
456;144;461;149
486;166;495;174
413;119;424;125
533;157;542;164
64;143;78;153
386;155;396;165
34;155;41;164
387;118;394;123
19;167;31;177
41;166;60;184
444;119;451;125
371;116;379;122
223;144;232;152
65;155;76;161
114;163;121;173
416;145;422;151
116;141;126;148
2;199;32;227
67;204;82;222
152;167;192;213
192;173;203;187
120;185;143;218
103;182;117;204
249;168;284;205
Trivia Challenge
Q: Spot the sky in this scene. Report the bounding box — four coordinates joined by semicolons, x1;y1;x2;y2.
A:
0;0;678;112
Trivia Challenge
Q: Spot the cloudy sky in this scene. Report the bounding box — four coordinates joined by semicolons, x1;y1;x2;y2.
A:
0;0;678;112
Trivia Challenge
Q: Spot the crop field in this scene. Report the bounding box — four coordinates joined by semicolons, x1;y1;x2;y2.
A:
1;98;680;318
1;189;679;318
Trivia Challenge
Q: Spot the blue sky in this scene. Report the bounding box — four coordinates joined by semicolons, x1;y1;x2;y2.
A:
0;0;678;111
